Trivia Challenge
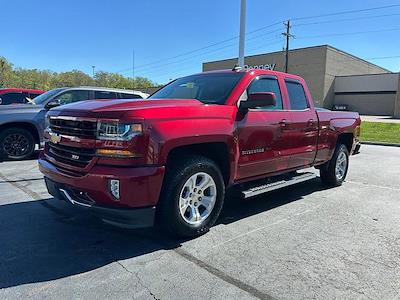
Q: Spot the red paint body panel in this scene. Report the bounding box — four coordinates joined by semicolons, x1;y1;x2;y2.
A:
39;69;361;210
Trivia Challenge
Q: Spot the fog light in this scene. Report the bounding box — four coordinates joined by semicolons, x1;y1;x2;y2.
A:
109;179;120;200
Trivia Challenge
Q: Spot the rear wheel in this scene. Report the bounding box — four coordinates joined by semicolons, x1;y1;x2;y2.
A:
0;128;35;160
157;155;225;238
320;144;349;187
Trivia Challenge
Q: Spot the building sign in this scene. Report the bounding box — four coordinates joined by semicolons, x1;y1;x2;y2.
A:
244;63;276;71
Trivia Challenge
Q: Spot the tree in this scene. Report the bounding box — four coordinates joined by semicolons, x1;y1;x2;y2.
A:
0;56;159;90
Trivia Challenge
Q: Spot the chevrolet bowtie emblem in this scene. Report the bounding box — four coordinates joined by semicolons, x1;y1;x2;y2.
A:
50;133;61;144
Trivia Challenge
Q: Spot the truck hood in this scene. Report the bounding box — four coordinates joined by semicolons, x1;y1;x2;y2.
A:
49;98;236;122
54;98;203;112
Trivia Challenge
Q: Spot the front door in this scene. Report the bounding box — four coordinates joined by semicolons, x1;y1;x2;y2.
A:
235;76;291;180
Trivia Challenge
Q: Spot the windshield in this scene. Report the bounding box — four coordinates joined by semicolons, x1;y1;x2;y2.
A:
149;73;245;104
33;88;65;105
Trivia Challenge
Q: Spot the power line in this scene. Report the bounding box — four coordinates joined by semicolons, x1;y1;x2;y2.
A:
115;22;283;74
119;33;282;75
293;12;400;27
296;27;400;39
292;4;400;21
138;39;284;79
365;55;400;60
116;4;400;75
132;37;282;76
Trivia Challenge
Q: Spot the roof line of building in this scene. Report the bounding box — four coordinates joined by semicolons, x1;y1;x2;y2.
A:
335;72;399;78
203;44;391;73
324;45;391;73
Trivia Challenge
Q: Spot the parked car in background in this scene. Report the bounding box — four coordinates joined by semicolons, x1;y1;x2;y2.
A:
0;88;45;105
0;86;149;160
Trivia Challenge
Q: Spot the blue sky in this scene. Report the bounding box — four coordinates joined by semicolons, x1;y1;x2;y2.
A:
2;0;400;84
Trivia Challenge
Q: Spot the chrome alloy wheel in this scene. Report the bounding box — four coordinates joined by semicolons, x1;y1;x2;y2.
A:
335;151;348;181
179;172;217;225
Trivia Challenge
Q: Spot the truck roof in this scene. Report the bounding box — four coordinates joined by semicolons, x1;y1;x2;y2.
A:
196;69;304;81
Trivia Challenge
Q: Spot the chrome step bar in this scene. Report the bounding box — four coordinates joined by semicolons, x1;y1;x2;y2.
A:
242;172;317;199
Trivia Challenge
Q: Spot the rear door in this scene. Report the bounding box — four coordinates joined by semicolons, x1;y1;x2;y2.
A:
284;79;318;169
235;75;292;180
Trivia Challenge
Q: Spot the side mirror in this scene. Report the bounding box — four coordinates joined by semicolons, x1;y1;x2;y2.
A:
239;92;276;111
45;100;60;110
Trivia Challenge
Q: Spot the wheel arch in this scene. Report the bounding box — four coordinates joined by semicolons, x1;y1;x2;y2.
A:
336;132;353;153
165;142;232;185
0;122;40;145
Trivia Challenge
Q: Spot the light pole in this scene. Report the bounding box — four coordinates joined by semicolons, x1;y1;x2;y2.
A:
92;65;96;78
238;0;247;68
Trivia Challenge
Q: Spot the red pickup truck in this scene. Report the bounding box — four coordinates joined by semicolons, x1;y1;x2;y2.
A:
39;69;361;237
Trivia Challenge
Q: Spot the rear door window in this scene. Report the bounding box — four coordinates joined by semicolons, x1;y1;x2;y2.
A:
119;93;143;99
94;91;117;99
0;92;26;105
285;80;309;110
54;90;90;105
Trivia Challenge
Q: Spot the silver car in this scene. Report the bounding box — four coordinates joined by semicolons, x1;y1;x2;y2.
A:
0;86;148;160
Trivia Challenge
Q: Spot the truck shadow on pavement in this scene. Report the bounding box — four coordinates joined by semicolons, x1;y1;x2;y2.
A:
0;178;327;289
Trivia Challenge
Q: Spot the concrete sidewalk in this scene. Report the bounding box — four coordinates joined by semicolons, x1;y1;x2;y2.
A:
361;115;400;123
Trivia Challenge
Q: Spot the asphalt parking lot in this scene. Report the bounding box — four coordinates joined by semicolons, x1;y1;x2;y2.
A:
1;144;399;299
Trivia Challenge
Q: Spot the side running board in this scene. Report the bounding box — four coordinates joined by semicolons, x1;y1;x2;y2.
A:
242;172;317;199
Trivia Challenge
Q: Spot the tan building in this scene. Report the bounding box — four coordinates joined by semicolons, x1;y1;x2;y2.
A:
203;45;400;117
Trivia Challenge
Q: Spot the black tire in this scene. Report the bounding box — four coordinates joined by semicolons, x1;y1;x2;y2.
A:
0;128;35;161
320;144;349;187
156;155;225;238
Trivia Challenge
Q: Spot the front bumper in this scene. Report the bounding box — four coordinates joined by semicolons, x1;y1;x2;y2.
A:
39;155;165;228
45;177;155;228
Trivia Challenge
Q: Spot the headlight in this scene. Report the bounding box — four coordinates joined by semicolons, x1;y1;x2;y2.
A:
97;121;143;141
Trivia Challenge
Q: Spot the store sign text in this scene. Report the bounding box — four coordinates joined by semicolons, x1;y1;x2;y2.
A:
244;63;276;71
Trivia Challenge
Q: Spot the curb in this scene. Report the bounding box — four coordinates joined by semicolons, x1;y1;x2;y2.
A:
361;141;400;147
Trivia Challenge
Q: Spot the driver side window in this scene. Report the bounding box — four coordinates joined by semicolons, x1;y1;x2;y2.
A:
246;77;283;110
54;90;90;105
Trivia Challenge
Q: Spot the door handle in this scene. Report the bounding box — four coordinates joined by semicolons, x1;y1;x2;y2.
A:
307;119;316;127
279;119;287;128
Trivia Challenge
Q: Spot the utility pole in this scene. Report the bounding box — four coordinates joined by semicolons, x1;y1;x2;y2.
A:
92;66;96;78
238;0;247;68
282;20;293;73
132;48;135;90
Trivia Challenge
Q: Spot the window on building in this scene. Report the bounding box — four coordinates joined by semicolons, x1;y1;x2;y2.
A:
285;80;309;110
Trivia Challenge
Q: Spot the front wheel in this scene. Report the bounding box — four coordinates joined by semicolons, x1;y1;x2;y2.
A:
320;144;349;187
0;128;35;161
157;156;225;238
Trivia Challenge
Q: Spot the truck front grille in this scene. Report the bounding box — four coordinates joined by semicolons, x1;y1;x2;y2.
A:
48;142;95;168
49;118;97;139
